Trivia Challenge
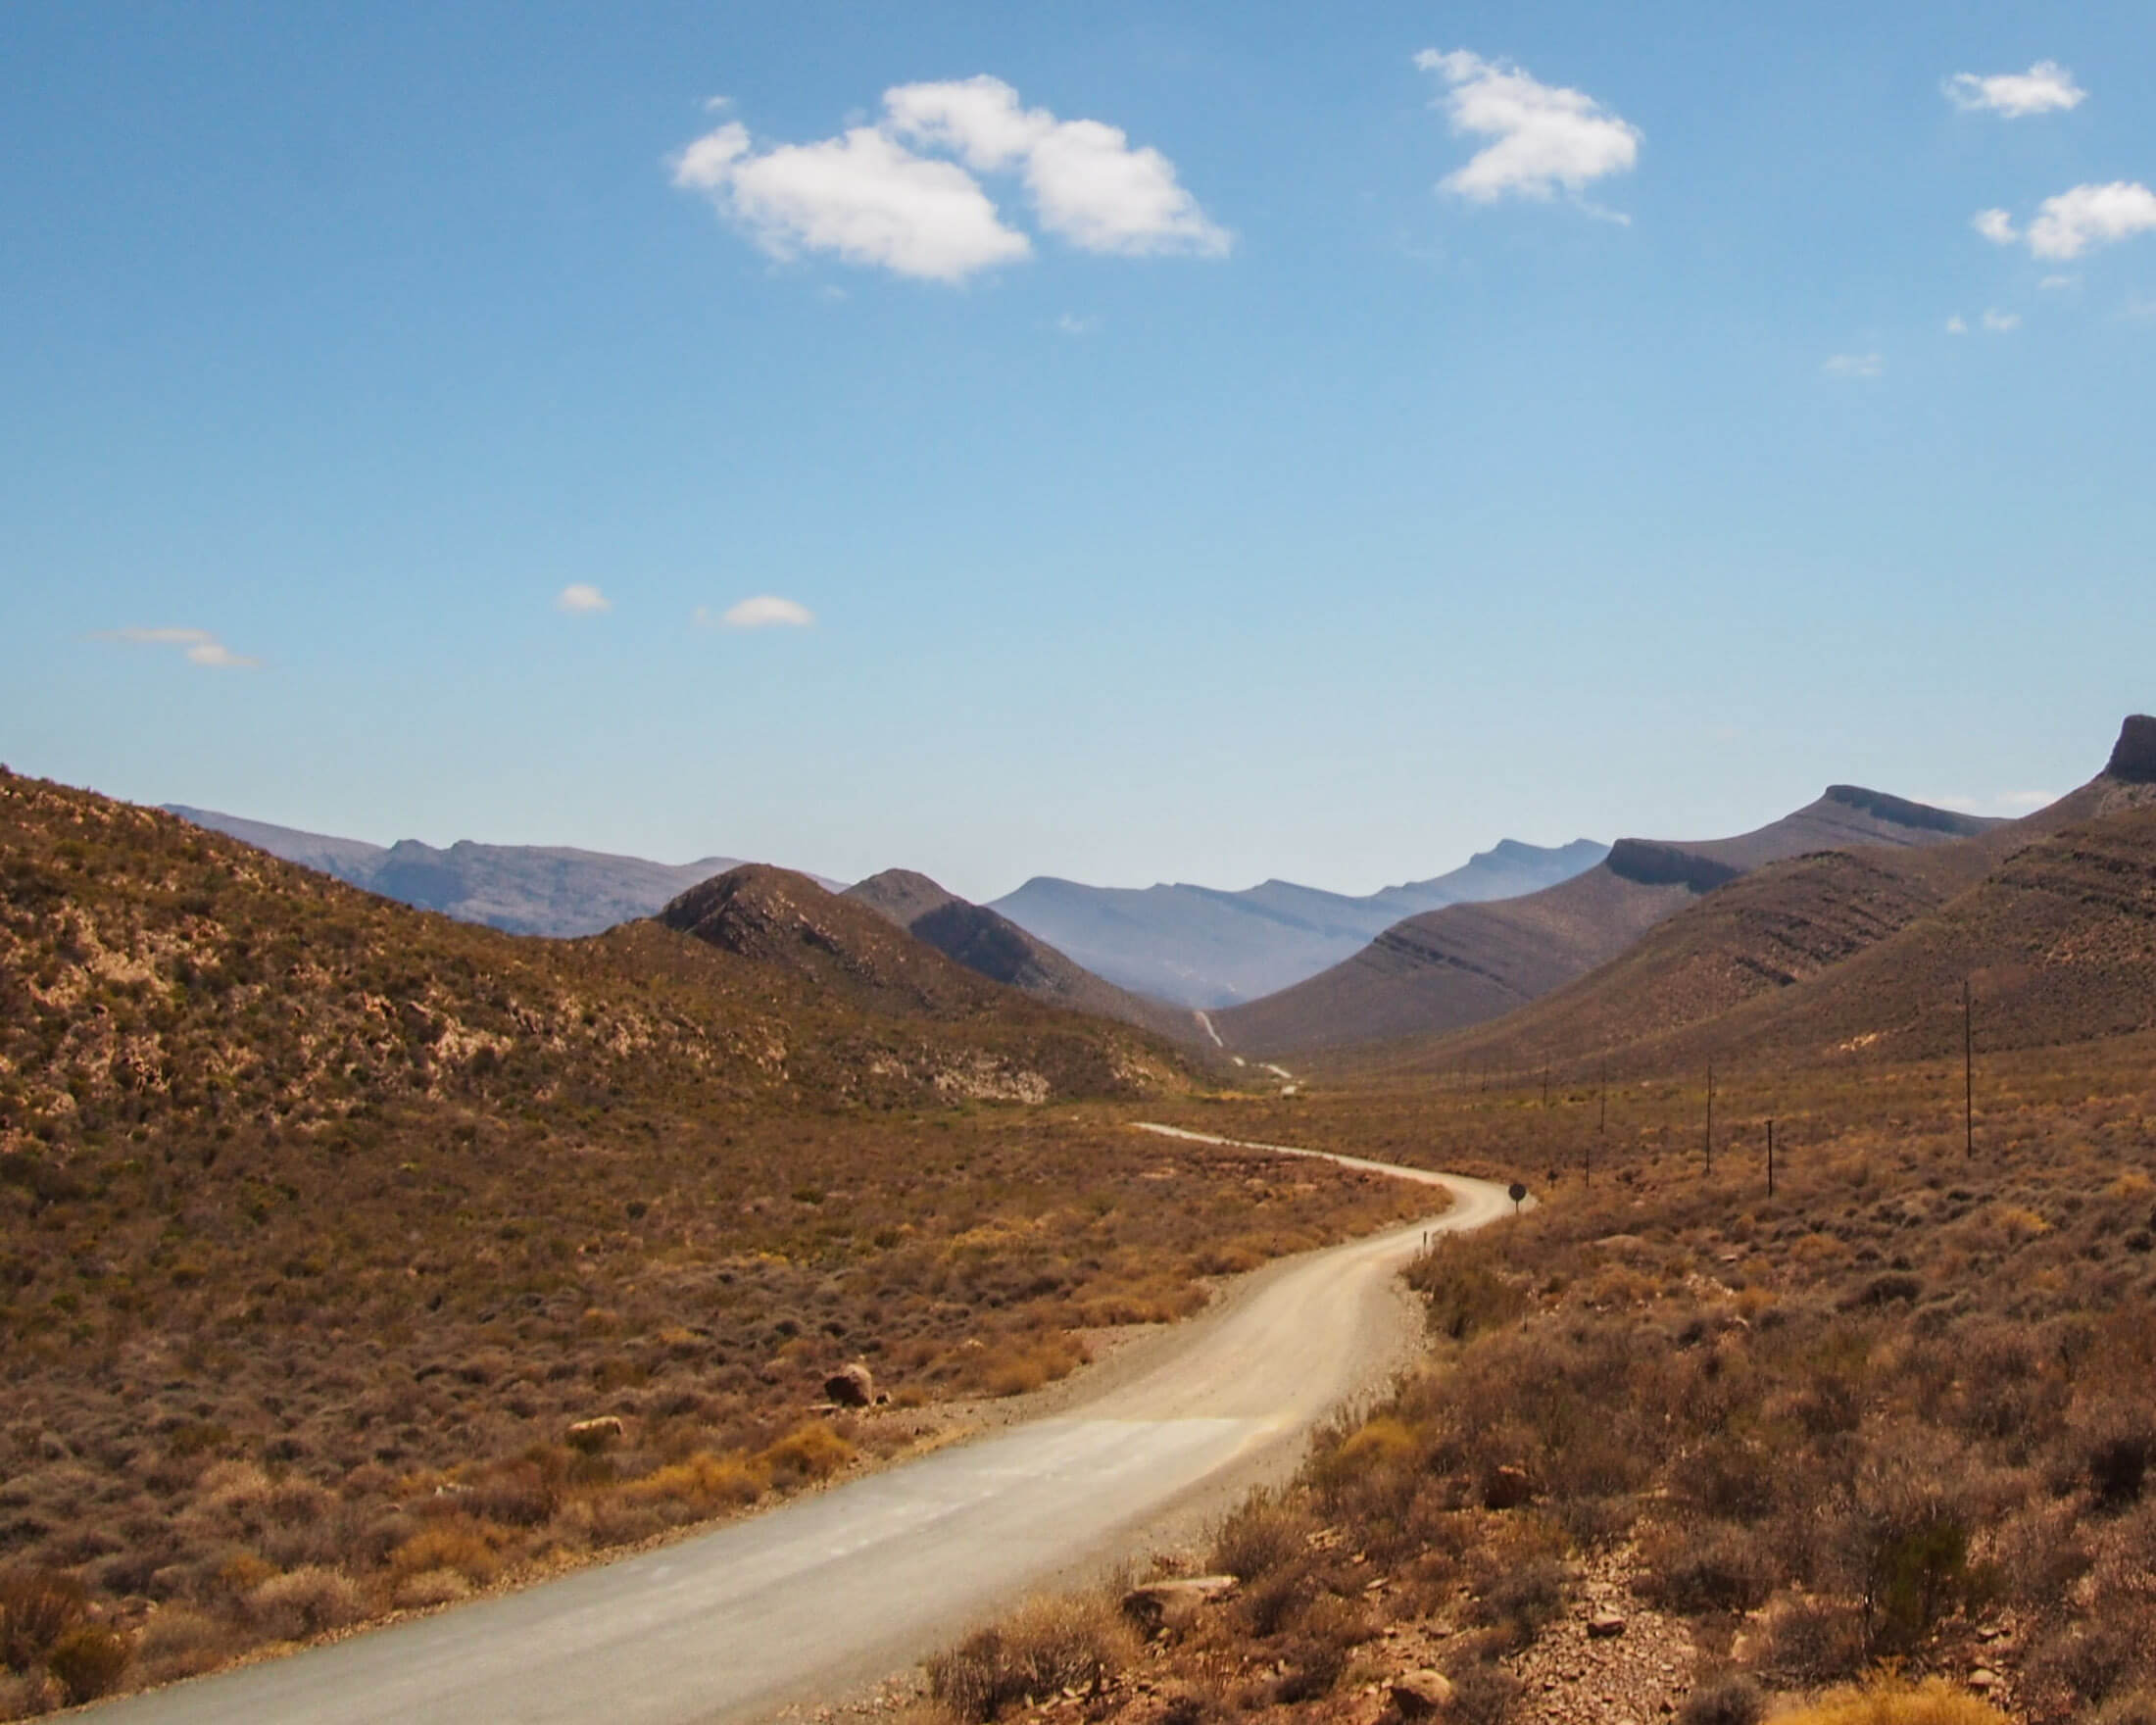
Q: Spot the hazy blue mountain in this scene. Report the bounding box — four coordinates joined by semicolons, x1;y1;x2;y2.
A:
166;807;781;939
843;868;1205;1047
988;838;1608;1009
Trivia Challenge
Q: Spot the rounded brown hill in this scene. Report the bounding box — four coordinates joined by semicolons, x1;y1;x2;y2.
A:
657;863;1006;1020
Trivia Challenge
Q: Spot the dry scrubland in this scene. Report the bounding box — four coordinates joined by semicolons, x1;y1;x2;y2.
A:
0;770;1429;1714
930;1037;2156;1725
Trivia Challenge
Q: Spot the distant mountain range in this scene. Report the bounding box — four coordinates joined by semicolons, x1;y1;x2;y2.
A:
843;868;1205;1046
988;838;1610;1009
1213;786;2001;1058
165;807;805;939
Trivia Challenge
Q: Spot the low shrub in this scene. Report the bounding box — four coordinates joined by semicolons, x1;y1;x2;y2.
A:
1642;1520;1777;1614
1757;1596;1869;1684
132;1606;227;1680
1771;1675;2007;1725
1680;1672;1765;1725
1441;1658;1521;1725
388;1521;501;1587
0;1567;88;1672
760;1422;854;1485
246;1565;365;1641
927;1595;1137;1723
624;1452;766;1517
46;1622;130;1703
391;1568;471;1610
1208;1494;1309;1581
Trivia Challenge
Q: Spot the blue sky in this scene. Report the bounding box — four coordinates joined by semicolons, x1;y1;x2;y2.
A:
4;2;2152;901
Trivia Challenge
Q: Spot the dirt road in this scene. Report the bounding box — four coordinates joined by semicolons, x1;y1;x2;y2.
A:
96;1131;1513;1725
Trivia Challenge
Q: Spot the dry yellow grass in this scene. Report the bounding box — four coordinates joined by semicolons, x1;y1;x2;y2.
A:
1774;1677;2009;1725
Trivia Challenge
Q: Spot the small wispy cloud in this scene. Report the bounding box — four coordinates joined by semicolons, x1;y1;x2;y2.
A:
1825;352;1885;379
93;626;261;669
1945;315;1969;335
1973;208;2018;246
1943;61;2086;119
1415;49;1642;211
696;596;816;629
1982;308;2022;332
2039;274;2078;290
1055;313;1101;336
556;584;612;614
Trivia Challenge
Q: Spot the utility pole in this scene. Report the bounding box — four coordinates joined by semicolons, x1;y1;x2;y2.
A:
1964;978;1975;1158
1542;1064;1550;1109
1767;1117;1776;1198
1598;1061;1608;1135
1704;1061;1715;1175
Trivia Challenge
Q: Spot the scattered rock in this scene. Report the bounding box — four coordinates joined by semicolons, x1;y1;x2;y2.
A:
564;1415;624;1454
1390;1670;1456;1717
1485;1465;1534;1509
1970;1669;2001;1692
1588;1611;1628;1640
823;1363;876;1408
1121;1575;1238;1632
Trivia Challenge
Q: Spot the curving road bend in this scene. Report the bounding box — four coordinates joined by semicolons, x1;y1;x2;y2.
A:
96;1131;1514;1725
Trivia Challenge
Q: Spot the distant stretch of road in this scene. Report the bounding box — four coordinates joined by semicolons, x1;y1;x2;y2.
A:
98;1130;1515;1725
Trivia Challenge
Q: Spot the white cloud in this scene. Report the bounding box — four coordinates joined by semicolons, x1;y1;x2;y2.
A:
2039;274;2077;290
556;584;612;614
2026;181;2156;260
1055;312;1101;336
1945;315;1969;334
1977;185;2156;260
94;626;260;669
1414;48;1642;207
701;596;815;630
672;119;1029;282
670;79;1227;281
887;76;1230;257
1825;352;1885;379
1982;308;2021;331
1943;61;2086;118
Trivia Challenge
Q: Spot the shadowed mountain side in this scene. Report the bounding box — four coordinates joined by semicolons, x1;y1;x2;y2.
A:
1214;785;1998;1060
1614;801;2156;1071
1386;843;2001;1077
1377;717;2156;1079
988;839;1608;1010
843;869;1206;1048
165;806;796;938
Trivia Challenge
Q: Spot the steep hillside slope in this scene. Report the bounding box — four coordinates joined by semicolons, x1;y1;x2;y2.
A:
990;839;1607;1009
167;806;761;937
1393;716;2156;1077
5;774;1176;1170
843;869;1203;1046
1215;786;1995;1058
1662;799;2156;1068
1404;842;1998;1075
